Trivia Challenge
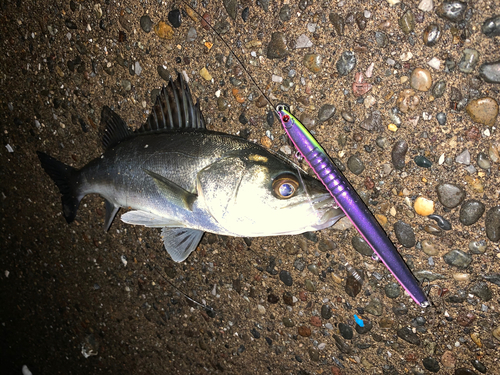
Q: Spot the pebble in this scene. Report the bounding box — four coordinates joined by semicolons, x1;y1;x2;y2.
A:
391;140;408;170
423;223;443;236
339;323;353;339
485;206;500;242
283;317;295;327
168;9;182;28
469;281;492;301
453;273;470;282
418;0;433;12
295;34;312;49
414;155;432;168
307;264;319;276
279;5;291;22
436;112;446;125
428;214;452;230
375;31;389;48
385;282;401;298
472;360;487;373
396;89;419;113
414;197;435;216
121;79;131;91
308;348;320;362
345;272;363;297
432;80;446;98
294;258;305;271
310;316;322;327
364;298;383;316
318;104;336;122
458;48;480;74
279;270;293;286
423;24;441;46
298;326;311;337
347;155;365;175
397;327;421;345
435;1;467;23
157;65;170;81
351;236;374;256
282;292;294;306
318;238;337;252
466;97;499;127
267;32;289;59
489;143;500;162
482;15;500;37
459;200;485;225
422;357;440;373
455;149;471;165
441;351;456;368
330;13;345;36
360;111;382;131
394;220;416;248
410;68;432;91
140;15;153;33
477;152;490;170
303;54;322;73
321;304;332;320
468;240;487;254
200;67;212;81
217;98;228;112
154;21;174;40
443;249;472;268
493;326;500;341
479;60;500;84
399;10;415;34
336;51;356;76
421;240;439;256
355;319;372;334
305;279;316;292
186;27;197;42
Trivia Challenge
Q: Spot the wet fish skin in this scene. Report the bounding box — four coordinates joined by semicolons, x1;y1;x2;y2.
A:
38;74;344;262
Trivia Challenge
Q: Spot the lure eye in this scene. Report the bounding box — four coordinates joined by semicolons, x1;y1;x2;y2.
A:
282;114;290;123
272;175;299;199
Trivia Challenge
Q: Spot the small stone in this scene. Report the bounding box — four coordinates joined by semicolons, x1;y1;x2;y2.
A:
441;351;455;368
308;348;320;362
456;149;471;165
489;143;500;162
168;9;182;28
305;279;316;292
140;15;153;33
345;271;363;297
421;240;439;256
410;68;432;91
223;0;237;20
267;32;289;59
316;305;331;322
307;264;319;276
399;10;415;34
477;152;491;170
351;236;373;256
303;54;322;73
428;214;452;230
479;60;500;83
423;223;443;236
394;220;416;248
200;67;212;81
443;249;472;269
482;15;500;37
359;111;382;131
257;304;266;314
458;48;480;74
466;97;499;127
453;273;470;282
485;206;500;242
283;317;295;327
330;13;345;36
279;270;293;286
422;357;440;373
414;155;432;168
279;5;291;22
435;1;467;23
432;80;446;98
414;270;446;282
459;200;485;225
347;155;365;175
337;51;356;76
355;319;373;334
295;34;313;49
397;327;421;345
364;298;383;316
436;112;446;125
154;21;174;40
298;326;311;337
318;104;336;123
493;326;500;341
436;183;465;208
310;316;322;327
186;27;197;42
339;323;353;339
375;31;389;48
396;89;419;113
294;258;305;271
468;240;487;254
472;359;487;373
385;282;401;298
391;140;408;170
414;197;435;216
418;0;434;12
121;79;131;91
469;281;492;301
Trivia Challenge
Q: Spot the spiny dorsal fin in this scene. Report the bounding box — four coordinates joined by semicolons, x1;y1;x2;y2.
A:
101;106;133;149
136;72;206;134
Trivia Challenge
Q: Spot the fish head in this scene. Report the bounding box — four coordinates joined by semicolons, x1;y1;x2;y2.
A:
197;150;344;237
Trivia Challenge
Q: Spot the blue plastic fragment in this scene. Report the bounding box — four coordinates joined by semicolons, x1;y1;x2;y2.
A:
354;314;364;327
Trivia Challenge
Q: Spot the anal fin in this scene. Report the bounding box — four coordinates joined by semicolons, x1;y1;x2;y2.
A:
161;227;204;262
104;200;120;232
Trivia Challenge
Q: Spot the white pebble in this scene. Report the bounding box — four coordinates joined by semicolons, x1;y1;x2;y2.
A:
400;52;413;61
22;365;33;375
121;255;127;267
418;0;434;12
427;57;441;70
5;144;14;153
272;74;283;83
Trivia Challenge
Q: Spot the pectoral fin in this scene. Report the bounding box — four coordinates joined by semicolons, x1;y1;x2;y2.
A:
121;210;184;228
143;169;197;211
161;227;204;262
104;200;120;232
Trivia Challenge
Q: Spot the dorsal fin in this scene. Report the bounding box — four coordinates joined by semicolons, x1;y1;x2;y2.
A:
100;73;206;150
136;72;206;134
101;106;133;149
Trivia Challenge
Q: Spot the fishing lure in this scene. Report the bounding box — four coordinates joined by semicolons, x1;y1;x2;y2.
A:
276;105;430;308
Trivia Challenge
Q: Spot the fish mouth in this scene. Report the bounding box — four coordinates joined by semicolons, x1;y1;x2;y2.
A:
310;193;344;229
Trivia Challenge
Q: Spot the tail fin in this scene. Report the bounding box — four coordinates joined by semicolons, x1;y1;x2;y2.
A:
37;151;82;223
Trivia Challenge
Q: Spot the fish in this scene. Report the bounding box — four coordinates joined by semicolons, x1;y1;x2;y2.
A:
37;74;344;262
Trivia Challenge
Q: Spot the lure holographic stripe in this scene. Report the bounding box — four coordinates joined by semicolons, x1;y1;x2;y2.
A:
277;105;429;308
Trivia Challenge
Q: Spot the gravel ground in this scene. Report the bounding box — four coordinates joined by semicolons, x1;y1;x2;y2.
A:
1;0;500;374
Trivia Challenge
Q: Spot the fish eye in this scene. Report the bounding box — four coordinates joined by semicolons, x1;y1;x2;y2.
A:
272;174;299;199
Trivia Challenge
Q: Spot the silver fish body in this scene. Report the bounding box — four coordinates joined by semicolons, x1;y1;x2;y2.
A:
38;74;344;261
